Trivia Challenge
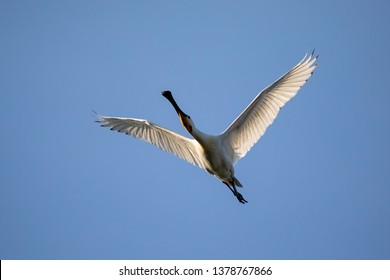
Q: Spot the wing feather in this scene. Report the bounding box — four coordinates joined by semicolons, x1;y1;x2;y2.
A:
96;116;206;169
221;51;318;164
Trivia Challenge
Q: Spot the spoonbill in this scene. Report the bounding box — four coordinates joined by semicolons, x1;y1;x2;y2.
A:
96;51;318;204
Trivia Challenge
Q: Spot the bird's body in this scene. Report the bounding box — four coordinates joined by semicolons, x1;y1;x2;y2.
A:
96;51;318;203
194;134;237;186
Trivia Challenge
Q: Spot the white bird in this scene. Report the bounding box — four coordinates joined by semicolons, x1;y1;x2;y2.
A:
96;51;318;204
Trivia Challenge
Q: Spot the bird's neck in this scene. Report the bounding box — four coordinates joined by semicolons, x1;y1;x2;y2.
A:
190;126;210;147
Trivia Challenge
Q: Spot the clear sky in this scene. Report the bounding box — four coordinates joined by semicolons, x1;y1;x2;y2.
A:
1;0;389;260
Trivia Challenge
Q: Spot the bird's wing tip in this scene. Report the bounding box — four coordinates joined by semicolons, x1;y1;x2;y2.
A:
92;110;106;123
305;49;318;60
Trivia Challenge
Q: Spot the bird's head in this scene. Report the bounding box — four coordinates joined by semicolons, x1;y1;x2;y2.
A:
162;91;193;134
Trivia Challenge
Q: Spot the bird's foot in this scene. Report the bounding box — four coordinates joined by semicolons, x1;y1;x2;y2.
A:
235;192;248;204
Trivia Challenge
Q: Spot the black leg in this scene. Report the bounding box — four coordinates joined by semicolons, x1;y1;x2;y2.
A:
232;180;248;204
223;181;235;195
222;181;248;204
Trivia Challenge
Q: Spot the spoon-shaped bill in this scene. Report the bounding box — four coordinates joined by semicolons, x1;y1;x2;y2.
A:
162;91;189;118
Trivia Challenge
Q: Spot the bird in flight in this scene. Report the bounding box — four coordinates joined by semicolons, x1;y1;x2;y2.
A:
96;51;318;204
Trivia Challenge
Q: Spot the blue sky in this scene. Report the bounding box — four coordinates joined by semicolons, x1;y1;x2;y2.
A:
1;0;389;259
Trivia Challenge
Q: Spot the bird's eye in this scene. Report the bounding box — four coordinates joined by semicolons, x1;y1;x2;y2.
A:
188;116;191;120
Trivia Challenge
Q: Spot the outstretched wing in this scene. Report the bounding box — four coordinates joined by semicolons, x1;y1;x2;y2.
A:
96;115;206;169
221;51;318;164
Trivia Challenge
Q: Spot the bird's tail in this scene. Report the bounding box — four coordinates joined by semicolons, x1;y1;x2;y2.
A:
234;177;243;188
